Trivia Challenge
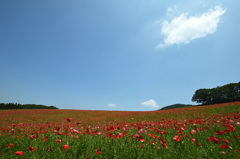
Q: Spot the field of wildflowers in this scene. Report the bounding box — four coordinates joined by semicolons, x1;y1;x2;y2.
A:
0;102;240;158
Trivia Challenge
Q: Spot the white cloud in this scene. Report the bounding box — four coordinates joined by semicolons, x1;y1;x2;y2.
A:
141;99;159;109
157;5;226;48
108;103;117;107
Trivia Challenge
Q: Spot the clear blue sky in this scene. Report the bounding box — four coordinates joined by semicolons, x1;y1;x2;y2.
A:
1;0;239;111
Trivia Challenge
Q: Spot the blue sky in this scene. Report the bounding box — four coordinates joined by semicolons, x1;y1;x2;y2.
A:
1;0;239;111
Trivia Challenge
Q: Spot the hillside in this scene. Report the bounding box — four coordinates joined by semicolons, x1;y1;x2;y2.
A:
159;103;195;110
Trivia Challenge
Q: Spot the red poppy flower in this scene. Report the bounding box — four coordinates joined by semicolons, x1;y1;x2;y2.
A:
190;130;196;134
215;130;228;135
173;135;182;142
6;143;14;148
106;133;112;137
54;127;60;131
162;143;167;148
28;147;35;151
148;134;157;138
158;137;163;140
197;143;202;146
150;141;156;145
30;135;35;139
95;148;101;155
227;125;236;132
139;139;146;142
66;118;72;122
111;135;116;139
220;144;229;149
160;140;166;144
178;131;183;135
57;131;62;135
63;145;69;150
207;136;221;144
14;151;24;156
42;137;48;142
77;121;81;125
117;135;123;139
184;135;190;138
160;131;166;135
65;133;70;136
56;139;62;143
222;139;230;143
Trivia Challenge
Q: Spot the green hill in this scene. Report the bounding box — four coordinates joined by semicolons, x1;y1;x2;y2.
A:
159;103;195;110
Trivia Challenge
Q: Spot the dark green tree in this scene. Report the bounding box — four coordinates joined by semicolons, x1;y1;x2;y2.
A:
192;89;211;104
192;82;240;105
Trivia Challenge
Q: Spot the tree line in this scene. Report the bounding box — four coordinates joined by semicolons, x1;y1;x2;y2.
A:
0;103;58;109
192;82;240;105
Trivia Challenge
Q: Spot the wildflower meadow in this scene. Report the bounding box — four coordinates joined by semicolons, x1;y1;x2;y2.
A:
0;102;240;158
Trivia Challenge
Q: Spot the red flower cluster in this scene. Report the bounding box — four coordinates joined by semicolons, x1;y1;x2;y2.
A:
66;118;72;122
6;143;14;148
207;136;221;144
220;144;229;149
28;147;35;151
95;148;101;155
173;135;182;142
63;145;69;150
14;151;24;156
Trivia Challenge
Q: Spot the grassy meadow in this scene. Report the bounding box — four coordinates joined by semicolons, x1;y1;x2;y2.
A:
0;102;240;158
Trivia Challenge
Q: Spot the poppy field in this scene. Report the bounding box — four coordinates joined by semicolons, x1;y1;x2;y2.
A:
0;102;240;158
